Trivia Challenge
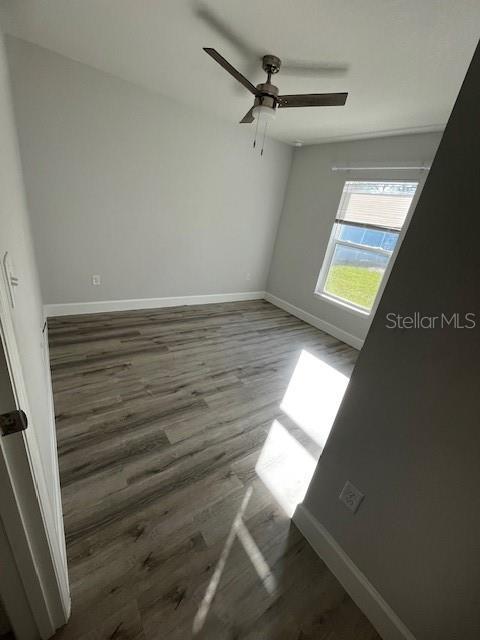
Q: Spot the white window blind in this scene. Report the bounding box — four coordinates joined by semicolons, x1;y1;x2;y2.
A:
336;182;416;231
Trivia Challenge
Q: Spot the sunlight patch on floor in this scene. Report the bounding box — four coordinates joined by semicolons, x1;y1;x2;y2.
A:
236;520;276;594
194;349;351;633
193;485;276;634
281;349;349;448
256;350;350;517
255;420;316;517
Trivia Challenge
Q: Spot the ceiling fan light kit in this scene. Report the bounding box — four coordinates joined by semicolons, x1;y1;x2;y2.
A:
203;48;348;155
252;104;276;121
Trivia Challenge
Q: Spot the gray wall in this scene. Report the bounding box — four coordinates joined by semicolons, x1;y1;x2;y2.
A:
301;44;480;640
5;37;292;305
267;132;442;344
0;30;58;506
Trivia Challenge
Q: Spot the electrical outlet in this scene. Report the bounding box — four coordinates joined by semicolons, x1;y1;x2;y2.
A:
92;274;101;286
339;481;364;514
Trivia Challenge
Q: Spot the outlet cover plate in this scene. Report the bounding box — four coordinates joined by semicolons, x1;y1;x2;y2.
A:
339;480;364;513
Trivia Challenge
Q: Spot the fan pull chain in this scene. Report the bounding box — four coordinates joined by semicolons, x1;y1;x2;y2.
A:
253;115;260;149
260;120;268;156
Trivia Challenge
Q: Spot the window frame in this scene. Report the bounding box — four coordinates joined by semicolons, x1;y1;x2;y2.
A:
315;178;421;316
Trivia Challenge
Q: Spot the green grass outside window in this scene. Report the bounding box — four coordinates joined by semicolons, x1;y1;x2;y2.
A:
324;265;383;311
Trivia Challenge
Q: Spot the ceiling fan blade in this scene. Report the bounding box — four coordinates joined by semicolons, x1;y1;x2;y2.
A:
278;92;348;108
203;48;259;96
239;107;255;124
196;4;259;59
281;60;349;78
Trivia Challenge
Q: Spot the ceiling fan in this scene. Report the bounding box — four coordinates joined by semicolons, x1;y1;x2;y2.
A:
203;48;348;152
204;48;348;123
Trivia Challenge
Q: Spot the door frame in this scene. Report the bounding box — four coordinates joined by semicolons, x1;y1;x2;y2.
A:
0;267;70;638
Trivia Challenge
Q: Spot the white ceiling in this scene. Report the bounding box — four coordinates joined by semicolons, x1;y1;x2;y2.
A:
1;0;479;145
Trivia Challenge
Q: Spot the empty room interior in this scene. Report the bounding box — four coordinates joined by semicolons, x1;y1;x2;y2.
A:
0;2;479;640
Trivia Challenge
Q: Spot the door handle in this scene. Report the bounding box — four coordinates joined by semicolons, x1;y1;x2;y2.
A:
0;410;28;436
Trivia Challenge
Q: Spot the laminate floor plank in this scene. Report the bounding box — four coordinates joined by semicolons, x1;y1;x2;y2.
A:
49;300;381;640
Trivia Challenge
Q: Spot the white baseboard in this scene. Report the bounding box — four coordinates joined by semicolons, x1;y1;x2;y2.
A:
264;292;364;350
45;291;365;353
294;504;416;640
44;291;266;317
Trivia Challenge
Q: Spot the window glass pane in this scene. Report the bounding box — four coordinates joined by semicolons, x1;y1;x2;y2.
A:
337;224;365;244
338;223;399;252
317;181;418;313
324;244;389;310
343;181;418;196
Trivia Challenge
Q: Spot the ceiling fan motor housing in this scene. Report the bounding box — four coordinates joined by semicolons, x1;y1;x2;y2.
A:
262;54;281;75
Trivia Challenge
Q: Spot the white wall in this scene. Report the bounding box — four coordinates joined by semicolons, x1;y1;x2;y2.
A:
1;22;69;629
267;132;443;346
299;43;480;640
5;36;292;307
0;30;59;509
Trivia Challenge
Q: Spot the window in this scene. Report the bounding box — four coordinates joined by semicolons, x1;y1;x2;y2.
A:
316;181;418;313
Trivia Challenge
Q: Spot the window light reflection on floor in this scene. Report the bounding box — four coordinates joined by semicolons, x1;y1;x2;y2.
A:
280;350;349;448
255;420;316;517
194;349;351;632
256;350;350;517
193;486;276;635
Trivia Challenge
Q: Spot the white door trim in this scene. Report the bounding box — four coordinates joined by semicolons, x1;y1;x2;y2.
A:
0;271;70;637
41;319;68;572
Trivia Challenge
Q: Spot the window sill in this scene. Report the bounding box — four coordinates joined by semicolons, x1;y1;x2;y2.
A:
314;291;371;317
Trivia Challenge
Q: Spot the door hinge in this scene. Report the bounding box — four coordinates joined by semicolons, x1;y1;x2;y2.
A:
0;410;28;436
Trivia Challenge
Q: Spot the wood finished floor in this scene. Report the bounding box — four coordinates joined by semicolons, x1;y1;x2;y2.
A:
49;300;380;640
